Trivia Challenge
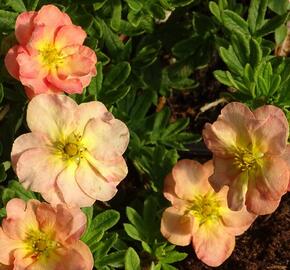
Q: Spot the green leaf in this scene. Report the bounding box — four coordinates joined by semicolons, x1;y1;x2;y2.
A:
92;210;120;232
255;13;288;37
249;38;262;68
222;10;249;35
5;0;26;12
96;250;126;267
126;207;144;232
111;0;122;31
27;0;39;10
247;0;268;34
268;0;289;15
219;46;244;75
209;1;221;22
125;248;141;270
124;223;145;241
0;10;18;31
126;0;143;12
103;62;131;90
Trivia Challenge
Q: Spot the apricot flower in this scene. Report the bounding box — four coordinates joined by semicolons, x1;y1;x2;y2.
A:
11;94;129;207
5;5;96;98
203;102;289;215
161;160;256;267
0;198;93;269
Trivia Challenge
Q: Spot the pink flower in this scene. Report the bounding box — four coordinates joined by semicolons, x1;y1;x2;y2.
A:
203;102;289;215
161;159;256;267
0;198;93;269
11;94;129;207
5;5;96;99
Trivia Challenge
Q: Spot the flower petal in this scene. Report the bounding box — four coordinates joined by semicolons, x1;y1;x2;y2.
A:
2;199;39;240
251;105;288;155
15;11;37;45
172;160;212;201
26;93;77;140
203;102;254;157
75;101;109;134
192;222;235;267
4;45;26;79
56;163;95;207
55;25;86;48
281;144;290;191
33;5;72;28
83;117;129;161
209;157;240;192
11;132;49;170
75;159;118;202
15;148;65;193
161;207;193;246
227;172;248;211
245;156;289;215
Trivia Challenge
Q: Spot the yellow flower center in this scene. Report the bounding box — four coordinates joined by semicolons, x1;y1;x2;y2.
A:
25;229;58;260
54;133;86;163
233;147;263;172
188;192;222;226
38;44;64;70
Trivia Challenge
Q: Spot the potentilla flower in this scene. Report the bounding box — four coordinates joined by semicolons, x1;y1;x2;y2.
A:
161;160;256;267
11;94;129;207
5;4;96;99
0;198;93;269
203;102;289;215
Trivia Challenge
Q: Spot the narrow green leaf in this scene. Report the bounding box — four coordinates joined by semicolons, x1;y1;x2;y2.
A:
126;0;143;12
249;38;262;68
247;0;268;34
5;0;26;12
209;1;221;22
111;0;122;31
268;0;289;15
0;10;18;31
223;10;249;35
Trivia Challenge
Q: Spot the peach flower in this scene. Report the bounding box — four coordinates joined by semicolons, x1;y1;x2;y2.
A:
203;102;289;215
161;160;256;267
11;94;129;207
5;5;96;99
0;198;93;269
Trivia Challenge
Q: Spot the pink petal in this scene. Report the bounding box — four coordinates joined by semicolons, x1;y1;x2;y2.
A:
85;154;128;184
15;148;65;193
15;11;37;45
34;5;72;28
17;52;45;79
75;159;118;201
222;204;256;236
2;199;39;240
192;223;235;267
160;207;193;246
209;157;240;192
250;106;288;155
55;25;86;48
203;102;254;157
172;160;211;201
35;203;56;231
75;101;109;134
4;45;25;80
227;172;249;211
281;144;290;191
83;118;129;161
54;241;93;270
57;54;94;78
46;72;83;94
0;228;21;265
11;132;49;170
26;93;77;140
56;163;95;207
55;204;87;245
245;156;289;215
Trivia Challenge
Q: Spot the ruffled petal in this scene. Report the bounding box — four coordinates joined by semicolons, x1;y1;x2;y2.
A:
56;163;95;207
160;207;193;246
82;117;129;161
4;45;25;80
192;222;235;267
33;5;72;27
75;159;118;202
251;105;288;155
26;93;77;140
15;148;65;193
15;11;37;45
55;25;86;48
172;160;212;201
